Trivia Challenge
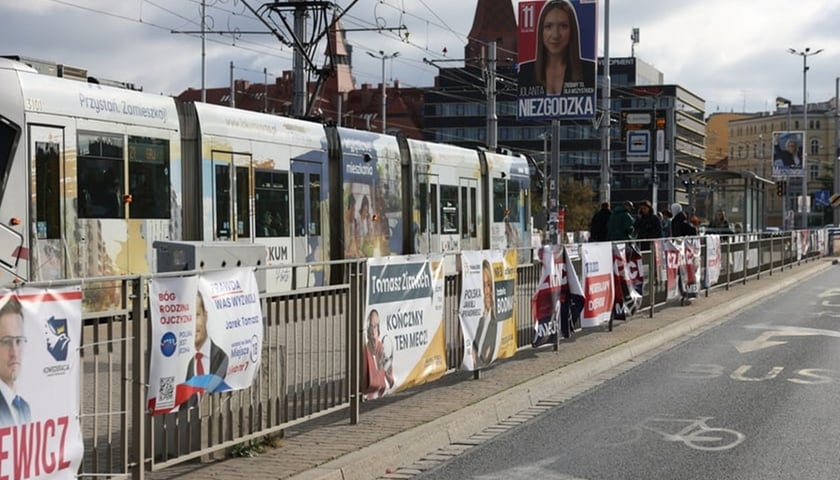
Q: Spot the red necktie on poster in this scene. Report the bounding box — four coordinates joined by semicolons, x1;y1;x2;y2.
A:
196;352;205;376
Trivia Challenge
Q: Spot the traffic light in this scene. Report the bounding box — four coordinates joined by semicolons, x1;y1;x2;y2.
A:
776;181;786;197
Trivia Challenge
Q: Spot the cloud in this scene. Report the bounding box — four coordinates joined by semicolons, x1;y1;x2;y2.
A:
2;0;838;113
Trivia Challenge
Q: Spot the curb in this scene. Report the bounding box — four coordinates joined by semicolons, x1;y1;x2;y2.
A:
292;260;833;480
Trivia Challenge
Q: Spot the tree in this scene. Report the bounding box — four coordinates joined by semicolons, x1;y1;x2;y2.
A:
556;178;597;232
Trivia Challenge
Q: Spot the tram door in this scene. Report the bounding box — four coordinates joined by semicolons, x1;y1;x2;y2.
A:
416;173;437;255
459;178;479;251
211;151;252;242
29;126;64;280
290;160;324;287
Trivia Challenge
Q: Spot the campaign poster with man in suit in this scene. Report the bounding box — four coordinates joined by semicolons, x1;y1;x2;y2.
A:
148;269;263;414
0;287;84;479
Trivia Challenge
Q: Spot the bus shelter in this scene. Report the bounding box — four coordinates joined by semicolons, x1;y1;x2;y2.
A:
687;170;774;233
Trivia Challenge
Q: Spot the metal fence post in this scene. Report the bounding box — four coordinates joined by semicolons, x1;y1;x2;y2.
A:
349;261;362;425
131;276;146;480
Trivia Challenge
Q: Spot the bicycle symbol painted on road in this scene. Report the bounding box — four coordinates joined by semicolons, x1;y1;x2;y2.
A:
597;415;745;452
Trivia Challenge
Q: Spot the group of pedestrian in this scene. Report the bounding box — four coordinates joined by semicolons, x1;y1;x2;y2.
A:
588;201;698;243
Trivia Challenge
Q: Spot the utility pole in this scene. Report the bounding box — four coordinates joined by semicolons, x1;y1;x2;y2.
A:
367;50;399;133
835;77;840;226
600;0;611;204
291;1;307;118
486;41;498;150
788;47;823;228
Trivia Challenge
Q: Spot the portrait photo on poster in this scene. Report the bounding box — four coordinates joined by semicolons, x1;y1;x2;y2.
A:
472;260;499;369
772;131;804;175
517;0;596;98
0;297;30;427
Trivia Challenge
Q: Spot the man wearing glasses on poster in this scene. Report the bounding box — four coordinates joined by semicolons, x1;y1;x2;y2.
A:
0;297;31;427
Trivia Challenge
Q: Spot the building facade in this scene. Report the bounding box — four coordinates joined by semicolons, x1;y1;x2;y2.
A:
728;100;839;227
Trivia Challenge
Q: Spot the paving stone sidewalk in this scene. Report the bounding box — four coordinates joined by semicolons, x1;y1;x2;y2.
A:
149;259;833;480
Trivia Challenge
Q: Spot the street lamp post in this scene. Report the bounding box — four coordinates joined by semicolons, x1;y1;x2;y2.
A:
788;47;823;228
367;50;399;133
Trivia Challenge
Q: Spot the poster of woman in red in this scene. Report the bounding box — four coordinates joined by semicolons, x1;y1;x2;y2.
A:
0;288;84;479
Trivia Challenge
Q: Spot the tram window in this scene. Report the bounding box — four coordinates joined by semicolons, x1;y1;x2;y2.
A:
255;170;290;237
430;186;438;234
293;173;305;237
493;178;506;222
127;136;170;219
440;185;458;234
35;142;60;239
0;117;19;195
215;165;231;239
419;180;429;233
507;181;521;223
236;166;250;237
461;187;469;239
78;133;124;219
309;173;321;236
469;186;477;238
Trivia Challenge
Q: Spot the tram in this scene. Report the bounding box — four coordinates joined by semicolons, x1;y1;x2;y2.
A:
0;57;532;293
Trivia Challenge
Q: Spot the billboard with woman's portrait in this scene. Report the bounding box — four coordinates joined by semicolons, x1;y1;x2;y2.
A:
517;0;598;120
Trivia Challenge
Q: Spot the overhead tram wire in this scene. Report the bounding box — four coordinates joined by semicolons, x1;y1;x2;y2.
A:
45;0;292;62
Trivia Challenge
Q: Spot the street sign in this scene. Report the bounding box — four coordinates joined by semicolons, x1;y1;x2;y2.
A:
814;190;830;207
626;130;650;160
625;112;651;125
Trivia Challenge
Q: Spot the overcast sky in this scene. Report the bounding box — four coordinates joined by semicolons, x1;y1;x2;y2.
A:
3;0;840;115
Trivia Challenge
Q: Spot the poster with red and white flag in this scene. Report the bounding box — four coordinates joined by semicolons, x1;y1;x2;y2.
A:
612;243;643;321
531;245;585;347
147;268;263;414
580;243;613;327
0;287;84;479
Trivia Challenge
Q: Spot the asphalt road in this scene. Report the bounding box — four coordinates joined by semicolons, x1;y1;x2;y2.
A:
417;266;840;480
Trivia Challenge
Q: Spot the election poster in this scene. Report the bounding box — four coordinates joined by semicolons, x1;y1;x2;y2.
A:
147;268;263;414
459;250;518;371
517;0;598;120
0;287;84;480
663;240;682;301
580;243;613;328
363;255;446;399
612;243;643;321
531;245;584;347
705;234;722;288
681;238;702;298
772;131;804;178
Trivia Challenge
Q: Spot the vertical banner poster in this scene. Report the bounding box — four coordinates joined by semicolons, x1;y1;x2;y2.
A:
682;238;702;298
797;230;810;260
531;245;585;347
148;269;263;414
664;240;682;300
580;243;613;327
517;0;598;120
459;250;518;371
0;288;84;479
612;243;643;321
705;235;722;287
363;255;446;400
